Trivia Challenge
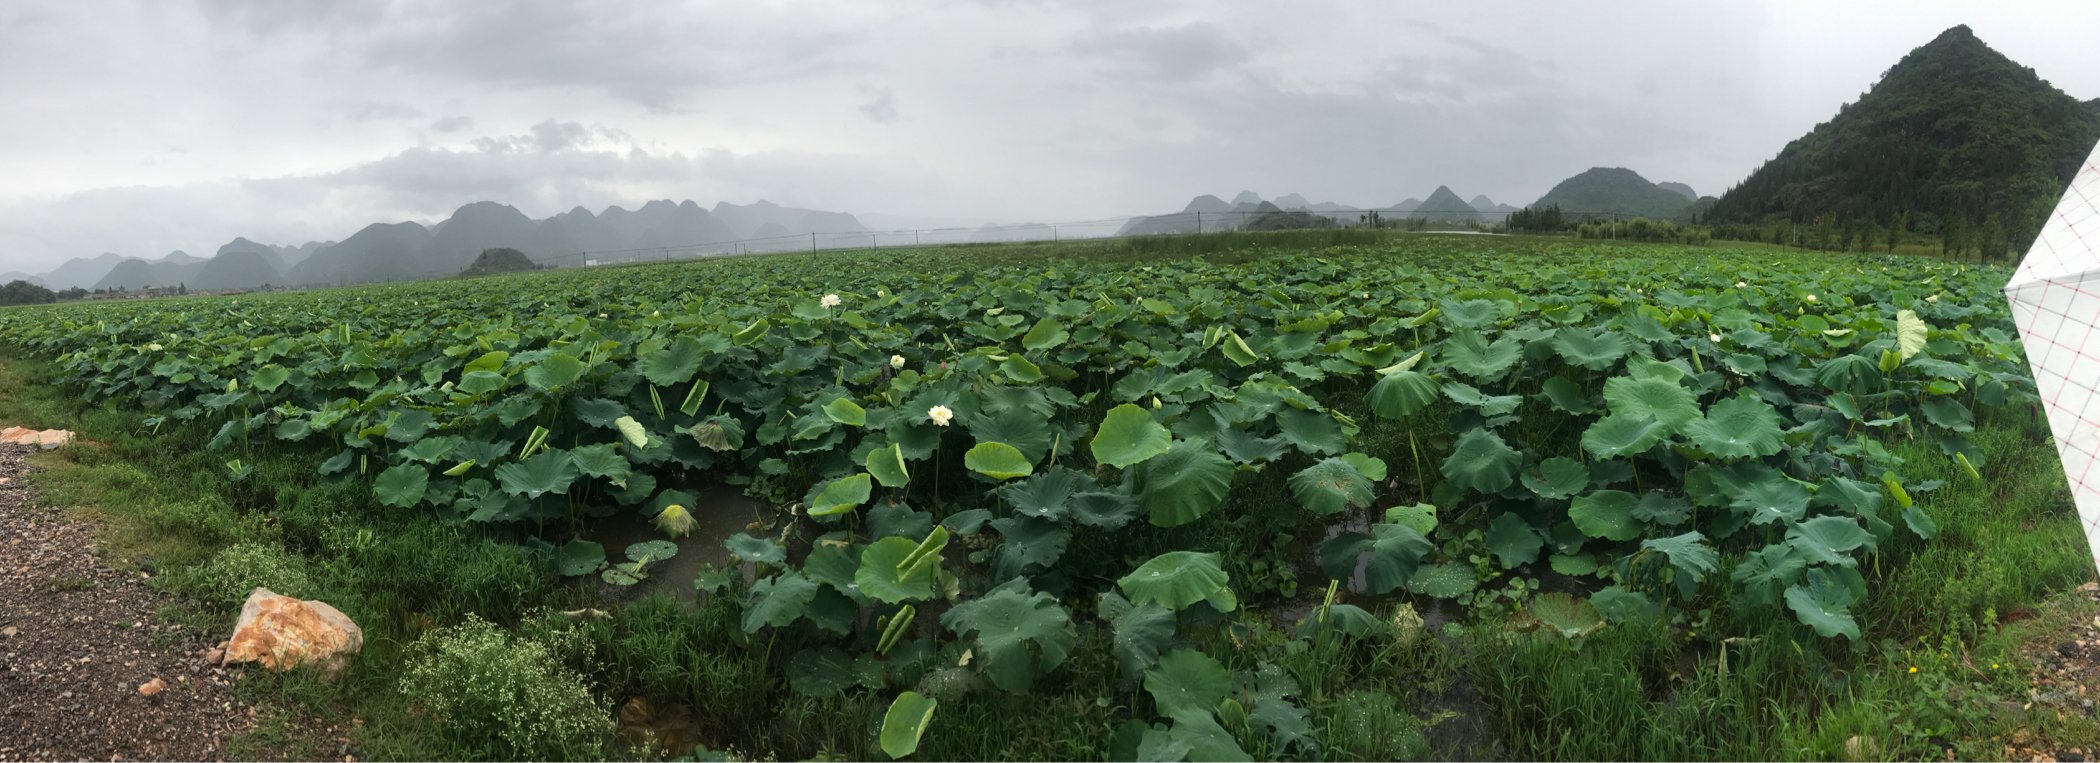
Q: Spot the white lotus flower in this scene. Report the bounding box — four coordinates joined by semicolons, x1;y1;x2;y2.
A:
1708;333;1722;343
890;354;905;369
1926;293;1941;303
1735;281;1747;288
928;405;954;426
1804;294;1818;303
820;293;842;308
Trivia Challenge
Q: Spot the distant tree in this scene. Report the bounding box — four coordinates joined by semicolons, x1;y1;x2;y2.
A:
177;282;188;296
56;287;87;301
1885;211;1905;252
1857;220;1878;253
0;279;57;306
1979;213;2005;261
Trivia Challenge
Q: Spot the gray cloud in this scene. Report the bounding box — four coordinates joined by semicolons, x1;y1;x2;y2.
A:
4;0;2100;272
429;115;475;133
858;87;899;124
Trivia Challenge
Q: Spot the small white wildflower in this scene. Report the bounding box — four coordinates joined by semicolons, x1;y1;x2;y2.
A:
146;342;163;351
820;293;842;308
1708;333;1722;343
1735;281;1747;288
1926;293;1940;303
890;354;905;370
1805;294;1818;303
928;405;954;427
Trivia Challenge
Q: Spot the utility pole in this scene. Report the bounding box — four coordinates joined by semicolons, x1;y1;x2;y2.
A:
811;232;817;253
1196;210;1202;234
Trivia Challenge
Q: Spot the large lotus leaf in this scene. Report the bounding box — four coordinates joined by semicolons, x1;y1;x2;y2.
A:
990;516;1071;576
1602;376;1699;431
1409;562;1477;599
1485;512;1543;568
625;540;678;565
996;467;1091;520
1022;318;1068;351
965;441;1034;480
1815;354;1881;395
1443;330;1521;381
568;443;632;488
1569;490;1641;541
1590;586;1660;622
1290;457;1375;515
1317;523;1432;595
1119;551;1235;612
523;353;588;392
1521;456;1589;500
251;364;290;392
1551;327;1632;371
1920;397;1974;432
1100;591;1175;685
741;571;819;633
822;396;867;427
1784;567;1861;640
1275;408;1346;456
463;350;509;375
495;451;580;499
1541;375;1599;414
1640;531;1719;582
1159;708;1253;763
1442;381;1522;417
373;463;428;508
1529;592;1604;639
1440;428;1521;494
1138;440;1234;527
856;536;937;603
726;533;786;565
1071;489;1140;529
1731;560;1799;622
640;336;707;387
1366;370;1439;419
1785;516;1874;567
687;415;746;452
1091;404;1172;468
1220;330;1260;367
807;473;873;516
1581;414;1668;460
1145;649;1231;718
1895;309;1928;361
1732;479;1810;525
1384;502;1438;536
552;539;606;577
880;691;939;760
1217;427;1289;464
457;370;508;396
938;587;1076;693
1684;394;1784;458
964;408;1057;464
866;443;910;488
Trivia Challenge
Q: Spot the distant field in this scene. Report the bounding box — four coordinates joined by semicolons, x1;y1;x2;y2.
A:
0;232;2084;760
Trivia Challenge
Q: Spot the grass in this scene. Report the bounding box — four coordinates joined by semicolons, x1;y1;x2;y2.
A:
0;245;2089;761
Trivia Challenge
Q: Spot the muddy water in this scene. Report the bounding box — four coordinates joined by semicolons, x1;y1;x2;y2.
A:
584;484;774;603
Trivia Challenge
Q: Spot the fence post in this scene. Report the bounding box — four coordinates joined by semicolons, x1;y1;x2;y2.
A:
1196;210;1202;234
811;232;817;253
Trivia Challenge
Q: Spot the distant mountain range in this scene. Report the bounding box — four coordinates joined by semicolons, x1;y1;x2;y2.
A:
16;199;869;289
1114;187;1528;235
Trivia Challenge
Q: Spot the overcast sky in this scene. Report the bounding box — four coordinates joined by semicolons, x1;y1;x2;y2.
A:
3;0;2097;272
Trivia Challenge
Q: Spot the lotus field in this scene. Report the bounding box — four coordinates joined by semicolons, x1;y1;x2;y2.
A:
0;237;2043;756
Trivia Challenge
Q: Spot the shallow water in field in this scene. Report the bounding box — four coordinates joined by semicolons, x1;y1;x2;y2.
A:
584;484;773;603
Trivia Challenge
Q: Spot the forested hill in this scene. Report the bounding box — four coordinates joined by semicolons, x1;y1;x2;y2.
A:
1706;25;2100;256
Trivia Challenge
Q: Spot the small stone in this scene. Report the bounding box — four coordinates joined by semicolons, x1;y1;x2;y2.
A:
138;677;166;697
0;626;17;638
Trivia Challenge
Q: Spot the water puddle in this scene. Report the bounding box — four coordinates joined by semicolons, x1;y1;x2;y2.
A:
583;484;773;603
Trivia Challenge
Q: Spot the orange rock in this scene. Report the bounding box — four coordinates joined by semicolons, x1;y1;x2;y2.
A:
33;429;71;450
0;426;35;445
0;426;75;449
222;588;363;675
138;677;166;697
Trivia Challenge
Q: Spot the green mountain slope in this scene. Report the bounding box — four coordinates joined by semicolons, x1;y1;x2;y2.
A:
1529;167;1693;219
1706;25;2100;254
